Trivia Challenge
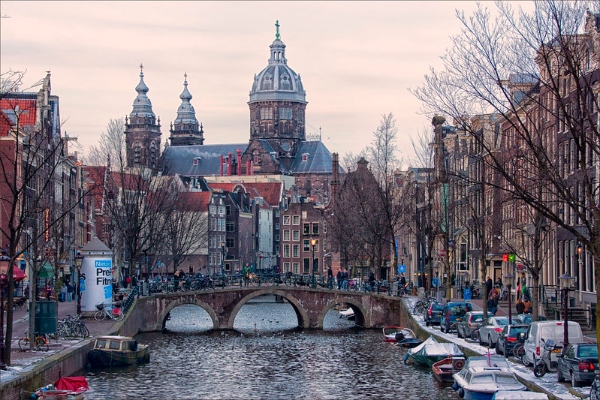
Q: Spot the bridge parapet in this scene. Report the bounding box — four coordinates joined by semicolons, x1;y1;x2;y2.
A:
126;287;403;332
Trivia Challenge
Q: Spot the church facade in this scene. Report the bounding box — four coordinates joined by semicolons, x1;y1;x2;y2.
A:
124;22;342;206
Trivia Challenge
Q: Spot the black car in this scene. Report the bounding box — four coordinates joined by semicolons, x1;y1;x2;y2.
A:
424;302;444;326
557;343;598;387
440;301;472;333
495;323;529;356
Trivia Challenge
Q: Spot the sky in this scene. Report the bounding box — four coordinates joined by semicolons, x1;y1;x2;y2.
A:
1;1;527;165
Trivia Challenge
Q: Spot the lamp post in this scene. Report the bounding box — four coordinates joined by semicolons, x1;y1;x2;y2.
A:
434;264;441;303
0;270;8;370
559;272;574;346
503;272;514;325
75;252;84;315
311;238;317;289
221;242;226;276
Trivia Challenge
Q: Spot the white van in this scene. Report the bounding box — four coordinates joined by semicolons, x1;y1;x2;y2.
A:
522;320;583;366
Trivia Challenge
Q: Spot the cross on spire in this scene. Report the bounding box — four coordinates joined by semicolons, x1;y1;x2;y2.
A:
275;20;280;40
140;63;144;73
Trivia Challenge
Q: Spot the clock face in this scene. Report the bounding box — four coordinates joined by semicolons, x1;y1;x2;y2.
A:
312;180;323;190
296;180;304;189
281;142;291;152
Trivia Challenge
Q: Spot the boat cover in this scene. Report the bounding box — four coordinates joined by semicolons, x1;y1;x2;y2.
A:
408;336;463;358
54;376;89;393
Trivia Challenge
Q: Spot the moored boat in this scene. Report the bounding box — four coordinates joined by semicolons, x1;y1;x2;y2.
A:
87;335;150;368
452;366;526;400
33;376;89;400
404;336;464;367
432;355;466;383
382;326;423;348
339;308;354;320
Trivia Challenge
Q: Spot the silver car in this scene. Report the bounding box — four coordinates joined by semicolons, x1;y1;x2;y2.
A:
478;316;520;347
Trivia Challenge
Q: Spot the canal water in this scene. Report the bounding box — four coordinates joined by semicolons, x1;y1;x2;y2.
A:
81;295;457;399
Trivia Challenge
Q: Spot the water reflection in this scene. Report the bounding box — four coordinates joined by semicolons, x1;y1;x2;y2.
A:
82;295;456;399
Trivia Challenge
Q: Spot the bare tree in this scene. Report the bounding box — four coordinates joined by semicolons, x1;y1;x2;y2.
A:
85;118;126;167
412;1;600;347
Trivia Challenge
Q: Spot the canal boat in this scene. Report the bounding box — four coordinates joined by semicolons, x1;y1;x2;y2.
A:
452;366;526;400
33;376;89;399
339;308;354;320
431;355;465;383
382;326;422;348
404;336;463;367
87;335;150;367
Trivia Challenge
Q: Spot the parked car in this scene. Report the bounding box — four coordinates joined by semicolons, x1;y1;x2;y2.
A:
440;301;472;333
495;324;529;356
478;316;521;347
522;321;584;367
557;343;598;387
456;311;484;339
424;302;445;326
590;371;600;400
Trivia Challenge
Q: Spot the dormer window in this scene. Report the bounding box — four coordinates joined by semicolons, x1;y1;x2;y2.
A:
302;153;309;162
193;157;199;166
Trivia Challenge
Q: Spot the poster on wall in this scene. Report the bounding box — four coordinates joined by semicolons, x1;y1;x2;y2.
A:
80;257;113;312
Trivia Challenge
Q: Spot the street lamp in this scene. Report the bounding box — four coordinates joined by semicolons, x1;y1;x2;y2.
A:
75;252;84;315
311;238;317;289
0;270;8;370
221;242;226;276
503;272;514;326
559;272;575;346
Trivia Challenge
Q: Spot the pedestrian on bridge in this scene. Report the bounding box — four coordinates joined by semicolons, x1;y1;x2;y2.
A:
327;267;333;289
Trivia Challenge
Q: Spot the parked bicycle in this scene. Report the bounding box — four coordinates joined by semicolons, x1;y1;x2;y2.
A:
56;314;90;338
19;331;49;352
94;303;124;321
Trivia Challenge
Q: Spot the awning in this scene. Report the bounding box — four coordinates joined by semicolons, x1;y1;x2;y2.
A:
38;262;54;279
0;263;27;281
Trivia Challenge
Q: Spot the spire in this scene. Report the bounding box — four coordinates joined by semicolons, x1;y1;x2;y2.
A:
174;73;197;126
275;20;280;40
130;63;155;119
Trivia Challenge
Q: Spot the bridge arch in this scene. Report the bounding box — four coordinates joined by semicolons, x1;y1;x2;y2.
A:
317;297;368;328
226;287;311;330
157;297;219;331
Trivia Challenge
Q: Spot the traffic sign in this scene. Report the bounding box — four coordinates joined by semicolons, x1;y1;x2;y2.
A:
439;249;446;257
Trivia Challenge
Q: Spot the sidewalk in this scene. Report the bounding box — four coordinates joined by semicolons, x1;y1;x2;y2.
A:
5;299;118;367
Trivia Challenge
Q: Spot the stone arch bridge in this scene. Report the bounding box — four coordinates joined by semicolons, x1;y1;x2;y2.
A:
122;287;404;333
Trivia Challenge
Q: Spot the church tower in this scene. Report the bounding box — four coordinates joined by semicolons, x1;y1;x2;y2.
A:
169;73;204;146
245;20;307;172
124;64;162;171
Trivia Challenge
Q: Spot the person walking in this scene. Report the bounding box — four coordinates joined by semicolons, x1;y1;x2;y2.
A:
336;269;342;290
66;282;73;302
515;298;525;314
327;267;333;289
60;283;67;302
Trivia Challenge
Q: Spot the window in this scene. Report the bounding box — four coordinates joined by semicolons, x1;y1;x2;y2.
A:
303;223;310;235
226;238;234;248
279;108;292;119
260;108;273;120
226;221;235;232
292;230;300;241
218;206;225;216
283;244;290;258
292;215;300;225
312;223;319;235
303;258;310;273
283;215;290;225
209;205;216;215
303;239;310;251
292;262;299;274
283;230;290;241
226;205;231;216
292;244;300;258
283;262;291;273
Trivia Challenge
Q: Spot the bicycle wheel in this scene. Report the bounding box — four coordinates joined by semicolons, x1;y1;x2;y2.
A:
513;344;525;358
18;338;29;351
113;311;125;321
35;336;49;352
94;310;106;321
75;324;90;338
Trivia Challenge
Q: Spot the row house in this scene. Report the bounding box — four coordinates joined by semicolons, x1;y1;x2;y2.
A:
280;202;324;276
0;72;84;288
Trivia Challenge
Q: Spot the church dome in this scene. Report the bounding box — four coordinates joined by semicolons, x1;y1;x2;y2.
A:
249;21;306;104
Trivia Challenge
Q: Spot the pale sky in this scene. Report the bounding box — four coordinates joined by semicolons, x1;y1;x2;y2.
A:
1;1;524;164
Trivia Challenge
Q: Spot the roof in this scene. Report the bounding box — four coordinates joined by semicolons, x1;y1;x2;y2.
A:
243;182;283;207
176;191;211;212
162;143;248;176
290;141;338;174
